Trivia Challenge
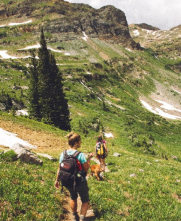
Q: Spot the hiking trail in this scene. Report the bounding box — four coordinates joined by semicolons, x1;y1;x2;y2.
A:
61;156;109;220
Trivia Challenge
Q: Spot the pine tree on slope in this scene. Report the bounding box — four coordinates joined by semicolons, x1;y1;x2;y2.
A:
29;28;71;130
28;51;41;120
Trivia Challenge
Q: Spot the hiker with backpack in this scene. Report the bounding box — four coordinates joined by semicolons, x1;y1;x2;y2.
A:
95;135;108;171
55;132;94;221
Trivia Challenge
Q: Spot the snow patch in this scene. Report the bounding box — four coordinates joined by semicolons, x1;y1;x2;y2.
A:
145;30;152;34
9;20;32;26
82;32;88;41
80;80;102;101
140;100;181;120
155;100;181;113
104;132;114;138
0;50;35;59
19;44;62;53
0;20;32;28
133;30;139;36
0;50;17;59
15;110;29;116
172;89;181;95
0;128;36;149
19;43;41;50
48;47;62;53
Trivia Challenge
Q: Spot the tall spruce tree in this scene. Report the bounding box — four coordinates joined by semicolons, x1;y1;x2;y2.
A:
29;29;71;130
28;51;41;120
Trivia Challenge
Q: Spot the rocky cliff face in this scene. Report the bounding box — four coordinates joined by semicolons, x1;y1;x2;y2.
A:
0;0;140;49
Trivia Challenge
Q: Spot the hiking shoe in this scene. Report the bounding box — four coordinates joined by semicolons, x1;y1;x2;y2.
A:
80;215;85;220
72;215;79;221
72;212;79;221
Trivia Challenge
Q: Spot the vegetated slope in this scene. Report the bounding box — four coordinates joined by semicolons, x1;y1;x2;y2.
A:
0;111;181;221
0;0;181;157
129;23;181;61
0;1;181;220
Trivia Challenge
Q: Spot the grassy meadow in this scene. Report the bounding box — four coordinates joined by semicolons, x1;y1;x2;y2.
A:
0;106;181;221
0;12;181;219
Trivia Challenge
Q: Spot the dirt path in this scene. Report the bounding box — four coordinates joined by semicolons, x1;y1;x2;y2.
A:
61;156;109;221
61;193;95;221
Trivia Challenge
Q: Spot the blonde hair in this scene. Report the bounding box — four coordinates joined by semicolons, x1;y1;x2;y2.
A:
67;132;81;147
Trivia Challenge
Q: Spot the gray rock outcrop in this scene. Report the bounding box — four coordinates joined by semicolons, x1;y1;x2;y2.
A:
11;143;43;165
0;1;140;49
37;153;57;161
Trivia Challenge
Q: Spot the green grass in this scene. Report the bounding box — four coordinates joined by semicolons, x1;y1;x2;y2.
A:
89;152;181;220
0;15;181;219
0;156;63;220
1;135;181;220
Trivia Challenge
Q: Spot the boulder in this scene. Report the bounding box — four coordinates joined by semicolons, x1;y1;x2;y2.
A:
113;153;121;157
36;153;57;161
11;143;43;165
0;103;6;111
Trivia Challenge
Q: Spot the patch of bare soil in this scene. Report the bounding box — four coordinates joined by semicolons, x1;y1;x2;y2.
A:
61;192;95;221
0;119;68;156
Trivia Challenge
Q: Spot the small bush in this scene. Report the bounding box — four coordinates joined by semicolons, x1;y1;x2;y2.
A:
0;150;17;162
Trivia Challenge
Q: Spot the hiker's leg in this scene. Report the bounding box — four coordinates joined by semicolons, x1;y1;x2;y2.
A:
102;158;105;171
100;158;104;169
98;156;101;167
77;181;89;218
80;201;89;216
67;188;78;213
70;199;77;213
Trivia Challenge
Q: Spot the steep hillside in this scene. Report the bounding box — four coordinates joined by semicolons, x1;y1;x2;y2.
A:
0;0;181;158
0;0;139;49
1;1;181;220
129;23;181;61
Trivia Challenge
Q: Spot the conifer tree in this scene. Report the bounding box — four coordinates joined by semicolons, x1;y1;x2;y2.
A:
29;28;71;130
28;51;41;120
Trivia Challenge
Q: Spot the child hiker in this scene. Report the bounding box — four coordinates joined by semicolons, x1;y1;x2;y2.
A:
95;135;108;171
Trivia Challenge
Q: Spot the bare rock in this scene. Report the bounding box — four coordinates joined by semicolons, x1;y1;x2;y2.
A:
113;152;121;157
11;143;43;165
37;153;57;161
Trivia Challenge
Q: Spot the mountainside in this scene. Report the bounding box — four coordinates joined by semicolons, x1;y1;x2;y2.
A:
0;0;139;49
129;23;181;61
1;1;181;220
0;0;181;156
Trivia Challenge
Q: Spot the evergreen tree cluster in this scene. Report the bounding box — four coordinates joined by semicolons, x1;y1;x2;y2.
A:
28;29;71;131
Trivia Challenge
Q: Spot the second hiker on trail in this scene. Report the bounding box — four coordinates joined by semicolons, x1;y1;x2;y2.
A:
55;132;94;221
95;135;108;171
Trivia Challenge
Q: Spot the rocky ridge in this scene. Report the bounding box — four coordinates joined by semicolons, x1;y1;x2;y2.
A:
0;0;139;49
129;23;181;60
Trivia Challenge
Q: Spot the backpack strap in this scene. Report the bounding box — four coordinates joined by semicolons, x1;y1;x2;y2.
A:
72;150;81;158
63;150;81;158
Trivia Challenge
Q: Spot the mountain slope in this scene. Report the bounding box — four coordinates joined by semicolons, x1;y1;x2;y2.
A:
0;0;139;49
0;1;181;220
0;0;181;158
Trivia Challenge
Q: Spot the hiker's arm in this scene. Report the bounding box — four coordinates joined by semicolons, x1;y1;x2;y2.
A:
82;153;94;173
104;143;108;152
95;145;97;155
54;165;60;189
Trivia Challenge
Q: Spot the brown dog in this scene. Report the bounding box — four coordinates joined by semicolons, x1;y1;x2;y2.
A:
90;165;103;181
